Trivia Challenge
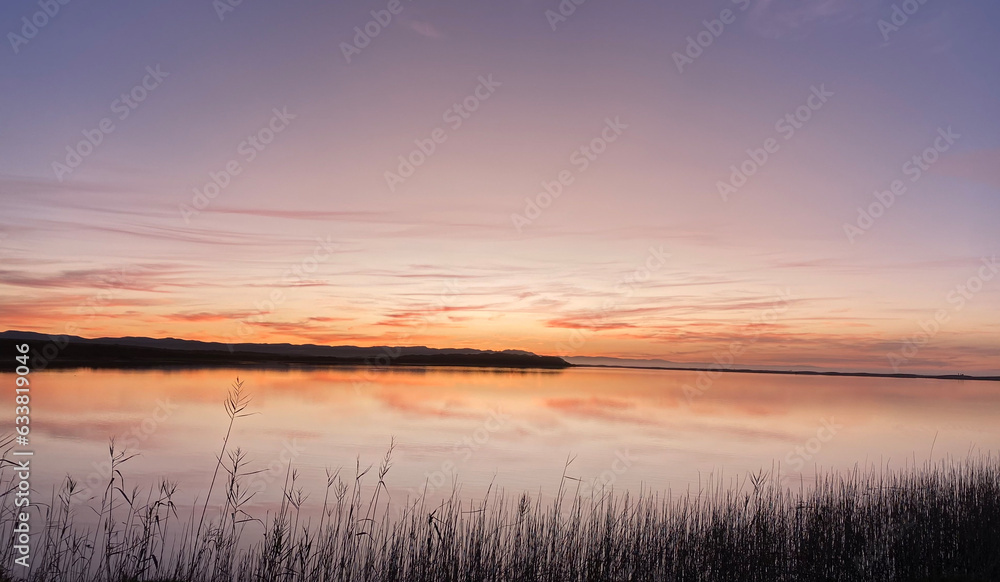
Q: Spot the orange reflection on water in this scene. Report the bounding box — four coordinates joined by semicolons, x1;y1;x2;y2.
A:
20;366;1000;525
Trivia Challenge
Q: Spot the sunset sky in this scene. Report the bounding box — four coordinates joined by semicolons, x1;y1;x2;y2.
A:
1;0;998;374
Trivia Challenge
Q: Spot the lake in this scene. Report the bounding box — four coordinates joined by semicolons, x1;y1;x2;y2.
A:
18;366;1000;528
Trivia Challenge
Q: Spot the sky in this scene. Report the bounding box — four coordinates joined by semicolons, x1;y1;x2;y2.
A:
1;0;998;374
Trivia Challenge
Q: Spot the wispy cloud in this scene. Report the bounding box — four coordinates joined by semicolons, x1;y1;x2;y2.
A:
0;264;179;291
407;20;443;39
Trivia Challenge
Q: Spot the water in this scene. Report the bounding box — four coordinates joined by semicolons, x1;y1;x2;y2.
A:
16;366;1000;529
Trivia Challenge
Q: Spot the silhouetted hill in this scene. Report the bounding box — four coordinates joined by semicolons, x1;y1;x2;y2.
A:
0;331;570;370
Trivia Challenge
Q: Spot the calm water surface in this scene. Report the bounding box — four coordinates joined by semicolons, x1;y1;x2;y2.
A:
17;366;1000;526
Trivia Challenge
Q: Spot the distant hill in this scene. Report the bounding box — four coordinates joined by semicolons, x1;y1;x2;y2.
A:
0;330;570;370
565;355;999;382
566;355;830;373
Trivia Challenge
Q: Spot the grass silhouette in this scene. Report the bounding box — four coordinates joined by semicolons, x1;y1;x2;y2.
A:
1;378;998;581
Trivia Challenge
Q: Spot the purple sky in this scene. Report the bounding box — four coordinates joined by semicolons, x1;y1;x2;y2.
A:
1;0;998;373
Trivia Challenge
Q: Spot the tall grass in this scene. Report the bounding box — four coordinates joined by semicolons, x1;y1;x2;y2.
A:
1;379;998;581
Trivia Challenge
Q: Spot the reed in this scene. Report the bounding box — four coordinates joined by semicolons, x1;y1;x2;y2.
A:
1;379;997;581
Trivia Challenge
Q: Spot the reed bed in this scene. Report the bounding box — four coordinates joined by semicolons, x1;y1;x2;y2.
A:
1;379;997;582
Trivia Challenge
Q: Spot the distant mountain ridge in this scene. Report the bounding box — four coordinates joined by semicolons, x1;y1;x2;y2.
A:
0;330;536;358
566;356;831;373
0;330;566;370
5;331;995;381
565;355;999;382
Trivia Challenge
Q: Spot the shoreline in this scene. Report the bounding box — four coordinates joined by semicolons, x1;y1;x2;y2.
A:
575;363;1000;383
2;334;996;380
